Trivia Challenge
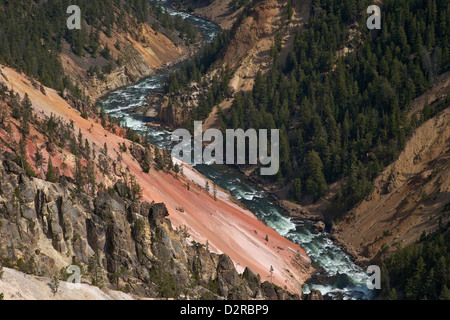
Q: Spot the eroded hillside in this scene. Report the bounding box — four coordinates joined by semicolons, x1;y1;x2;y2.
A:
62;14;188;101
334;101;450;263
0;64;313;298
157;0;311;129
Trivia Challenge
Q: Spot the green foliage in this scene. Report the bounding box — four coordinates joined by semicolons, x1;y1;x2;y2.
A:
15;257;36;275
51;276;60;295
440;285;450;300
231;0;249;11
383;223;450;300
305;151;328;201
129;175;143;201
46;157;58;183
13;152;37;179
74;157;86;191
383;230;392;237
219;0;449;219
125;127;141;143
1;258;14;269
60;263;84;281
293;178;302;202
88;254;104;288
0;0;166;94
149;262;179;298
111;266;129;289
286;1;293;22
443;202;450;213
388;288;398;300
165;31;231;94
135;219;145;235
207;277;220;295
150;1;197;44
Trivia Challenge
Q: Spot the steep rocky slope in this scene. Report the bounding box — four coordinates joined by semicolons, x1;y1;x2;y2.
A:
0;63;312;298
333;105;450;263
174;0;243;30
156;1;450;272
0;267;134;300
157;0;311;129
0;154;299;299
62;14;188;101
221;0;310;94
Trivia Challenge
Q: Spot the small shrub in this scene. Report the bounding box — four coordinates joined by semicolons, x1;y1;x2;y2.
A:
51;276;60;295
383;230;392;237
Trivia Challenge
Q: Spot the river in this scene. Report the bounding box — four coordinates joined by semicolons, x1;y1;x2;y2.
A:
100;0;374;300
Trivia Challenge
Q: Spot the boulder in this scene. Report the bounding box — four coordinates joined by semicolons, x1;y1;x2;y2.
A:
148;203;169;227
114;181;130;199
3;159;22;175
217;254;240;296
242;267;261;292
261;281;278;300
303;289;323;300
312;221;326;234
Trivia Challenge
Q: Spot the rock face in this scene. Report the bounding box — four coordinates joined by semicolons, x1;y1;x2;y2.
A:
312;221;326;234
60;14;187;102
156;86;203;128
303;289;323;300
0;151;300;300
335;108;450;260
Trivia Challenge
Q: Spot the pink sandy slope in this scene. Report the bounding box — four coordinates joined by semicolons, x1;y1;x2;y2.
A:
0;65;312;294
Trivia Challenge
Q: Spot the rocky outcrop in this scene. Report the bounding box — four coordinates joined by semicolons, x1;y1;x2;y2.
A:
312;221;326;234
303;289;323;300
0;151;301;299
156;96;192;129
59;7;191;102
177;0;243;30
0;60;313;300
155;83;207;128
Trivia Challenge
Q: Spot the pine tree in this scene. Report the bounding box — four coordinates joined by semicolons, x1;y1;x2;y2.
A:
286;1;293;22
130;175;143;200
440;285;450;300
305;151;327;201
85;139;91;160
293;178;302;202
279;125;291;177
388;288;398;300
20;94;32;137
46;157;57;183
86;160;96;196
34;146;45;174
74;157;85;191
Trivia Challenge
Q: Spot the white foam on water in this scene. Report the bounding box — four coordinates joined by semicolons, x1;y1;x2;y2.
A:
264;212;296;237
303;284;338;296
135;81;161;90
122;117;146;132
100;1;371;300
